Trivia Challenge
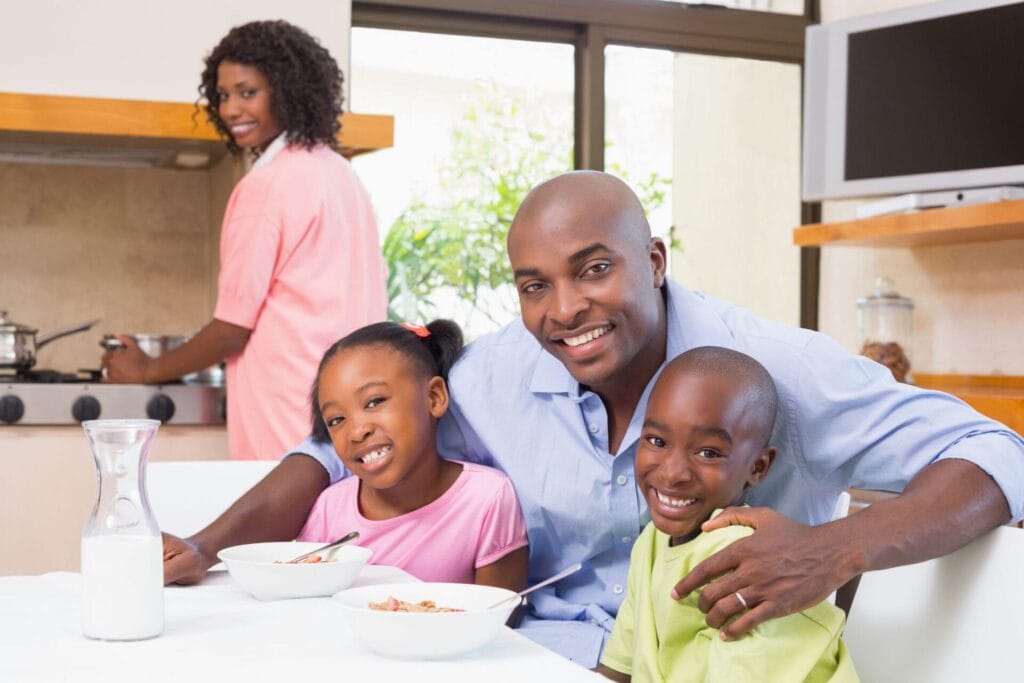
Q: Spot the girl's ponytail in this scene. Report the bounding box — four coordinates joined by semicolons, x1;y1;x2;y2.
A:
423;319;464;383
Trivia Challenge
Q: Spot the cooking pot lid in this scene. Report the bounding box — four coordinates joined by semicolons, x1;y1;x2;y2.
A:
0;311;38;334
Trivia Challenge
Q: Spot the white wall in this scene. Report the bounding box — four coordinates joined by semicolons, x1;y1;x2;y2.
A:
0;0;351;103
672;53;803;327
817;0;1024;374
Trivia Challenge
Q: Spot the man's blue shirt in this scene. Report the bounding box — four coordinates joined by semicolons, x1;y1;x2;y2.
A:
293;279;1024;666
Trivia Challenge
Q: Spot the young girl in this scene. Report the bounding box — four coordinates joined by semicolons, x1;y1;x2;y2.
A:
297;320;529;590
101;20;387;460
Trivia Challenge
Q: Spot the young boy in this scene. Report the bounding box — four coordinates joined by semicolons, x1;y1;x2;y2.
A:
597;346;859;682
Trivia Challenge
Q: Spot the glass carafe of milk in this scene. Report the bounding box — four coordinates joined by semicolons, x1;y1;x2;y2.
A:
80;419;164;640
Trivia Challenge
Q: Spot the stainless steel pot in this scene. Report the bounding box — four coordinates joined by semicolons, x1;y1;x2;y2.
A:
0;310;100;370
100;332;224;385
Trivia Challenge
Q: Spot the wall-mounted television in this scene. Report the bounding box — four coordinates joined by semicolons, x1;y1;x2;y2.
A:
802;0;1024;202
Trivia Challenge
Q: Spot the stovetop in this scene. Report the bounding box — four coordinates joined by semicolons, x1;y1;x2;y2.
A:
0;369;225;425
0;368;102;384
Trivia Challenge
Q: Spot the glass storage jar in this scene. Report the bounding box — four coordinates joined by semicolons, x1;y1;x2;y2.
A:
857;276;914;383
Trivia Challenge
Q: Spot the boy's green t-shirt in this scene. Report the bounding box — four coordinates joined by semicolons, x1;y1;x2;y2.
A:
600;514;859;683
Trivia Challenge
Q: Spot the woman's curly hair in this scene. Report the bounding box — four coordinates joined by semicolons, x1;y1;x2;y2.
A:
198;20;344;156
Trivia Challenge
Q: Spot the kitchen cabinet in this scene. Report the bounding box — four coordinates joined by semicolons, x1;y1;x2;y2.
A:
0;92;393;166
793;202;1024;433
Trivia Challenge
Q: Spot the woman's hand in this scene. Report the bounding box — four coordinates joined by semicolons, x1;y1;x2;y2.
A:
163;533;217;586
101;335;153;383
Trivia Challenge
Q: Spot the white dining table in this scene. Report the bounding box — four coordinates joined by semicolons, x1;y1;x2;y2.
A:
1;566;606;683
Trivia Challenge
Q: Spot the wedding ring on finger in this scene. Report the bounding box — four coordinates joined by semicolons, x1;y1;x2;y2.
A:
735;591;749;609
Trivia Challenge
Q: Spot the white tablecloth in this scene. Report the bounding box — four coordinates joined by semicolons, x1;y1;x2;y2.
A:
0;567;605;682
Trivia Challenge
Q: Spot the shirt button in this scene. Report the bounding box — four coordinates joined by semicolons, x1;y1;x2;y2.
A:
589;423;599;434
621;536;631;544
616;474;628;486
613;584;624;595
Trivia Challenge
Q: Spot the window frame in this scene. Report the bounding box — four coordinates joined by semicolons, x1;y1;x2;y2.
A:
352;0;821;327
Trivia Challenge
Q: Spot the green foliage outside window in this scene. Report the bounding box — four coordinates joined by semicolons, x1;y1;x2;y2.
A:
383;83;672;329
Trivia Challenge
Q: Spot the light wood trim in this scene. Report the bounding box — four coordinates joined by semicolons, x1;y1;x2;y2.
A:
0;92;393;154
916;373;1024;433
916;373;1024;391
0;92;219;140
792;199;1024;248
338;112;394;157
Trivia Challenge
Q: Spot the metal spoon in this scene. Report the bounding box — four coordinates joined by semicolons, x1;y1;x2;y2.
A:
486;562;584;610
285;531;360;564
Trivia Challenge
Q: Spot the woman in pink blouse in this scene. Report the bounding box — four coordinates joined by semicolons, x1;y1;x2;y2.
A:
102;21;387;459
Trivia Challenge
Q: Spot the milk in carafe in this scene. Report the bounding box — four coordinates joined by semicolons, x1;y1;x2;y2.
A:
80;419;164;640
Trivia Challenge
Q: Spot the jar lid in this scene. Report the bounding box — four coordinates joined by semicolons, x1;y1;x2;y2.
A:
857;276;913;309
0;310;38;334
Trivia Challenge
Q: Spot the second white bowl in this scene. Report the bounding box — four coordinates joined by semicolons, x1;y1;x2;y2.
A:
333;582;520;659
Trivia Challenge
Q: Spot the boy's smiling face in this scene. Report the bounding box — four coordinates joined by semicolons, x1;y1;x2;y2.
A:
636;365;775;545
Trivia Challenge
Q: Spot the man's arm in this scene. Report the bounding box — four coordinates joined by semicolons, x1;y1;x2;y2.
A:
672;458;1010;639
594;664;631;682
163;453;330;584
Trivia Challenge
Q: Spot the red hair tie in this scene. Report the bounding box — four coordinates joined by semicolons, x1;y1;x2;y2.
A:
400;322;431;338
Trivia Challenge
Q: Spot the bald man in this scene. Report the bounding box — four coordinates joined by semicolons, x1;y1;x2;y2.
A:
163;171;1023;667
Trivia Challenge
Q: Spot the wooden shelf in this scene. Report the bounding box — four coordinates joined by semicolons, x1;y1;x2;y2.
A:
915;373;1024;433
793;199;1024;248
0;92;393;164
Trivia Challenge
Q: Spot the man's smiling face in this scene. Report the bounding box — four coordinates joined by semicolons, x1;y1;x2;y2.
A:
508;172;667;394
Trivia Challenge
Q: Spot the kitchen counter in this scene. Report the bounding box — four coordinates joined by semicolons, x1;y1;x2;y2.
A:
0;424;228;575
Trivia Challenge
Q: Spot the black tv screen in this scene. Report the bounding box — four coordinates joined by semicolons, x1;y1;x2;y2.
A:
844;3;1024;182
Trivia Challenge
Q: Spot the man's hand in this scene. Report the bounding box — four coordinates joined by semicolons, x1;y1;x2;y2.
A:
163;533;217;586
671;507;859;640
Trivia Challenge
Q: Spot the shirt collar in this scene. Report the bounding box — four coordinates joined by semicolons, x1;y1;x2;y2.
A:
662;278;737;357
529;345;580;397
250;132;289;171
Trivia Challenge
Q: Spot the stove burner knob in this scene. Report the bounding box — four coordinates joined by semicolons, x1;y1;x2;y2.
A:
0;395;25;424
147;394;176;422
72;395;101;422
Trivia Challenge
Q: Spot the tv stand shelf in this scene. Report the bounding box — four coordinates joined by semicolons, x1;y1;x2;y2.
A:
793;199;1024;247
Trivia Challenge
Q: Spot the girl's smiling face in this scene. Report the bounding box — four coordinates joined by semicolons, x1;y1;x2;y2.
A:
635;368;774;545
215;60;283;151
317;345;448;495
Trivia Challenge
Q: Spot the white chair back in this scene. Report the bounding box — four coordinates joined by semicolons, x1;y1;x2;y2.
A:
843;525;1023;682
830;490;852;521
147;460;278;537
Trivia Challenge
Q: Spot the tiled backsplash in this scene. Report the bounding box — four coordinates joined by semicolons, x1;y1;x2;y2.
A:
0;156;237;373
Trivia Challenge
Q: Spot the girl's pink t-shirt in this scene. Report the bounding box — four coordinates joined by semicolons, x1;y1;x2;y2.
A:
297;461;529;583
214;144;387;460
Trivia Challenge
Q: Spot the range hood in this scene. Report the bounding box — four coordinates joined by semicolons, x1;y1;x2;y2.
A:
0;92;393;169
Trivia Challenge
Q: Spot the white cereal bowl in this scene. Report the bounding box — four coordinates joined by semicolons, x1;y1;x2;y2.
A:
332;582;519;659
217;542;372;601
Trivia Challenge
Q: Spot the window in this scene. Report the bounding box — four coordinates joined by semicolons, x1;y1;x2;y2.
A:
351;2;812;330
350;28;573;337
